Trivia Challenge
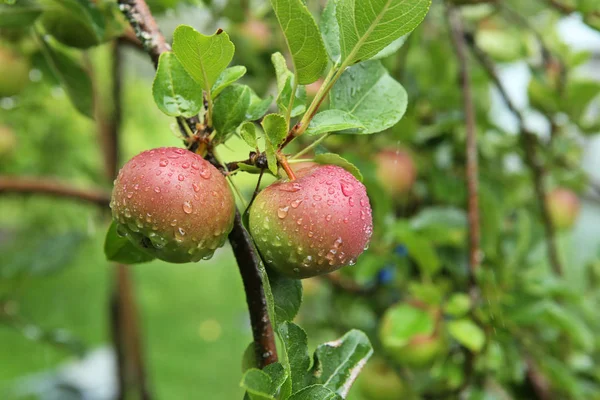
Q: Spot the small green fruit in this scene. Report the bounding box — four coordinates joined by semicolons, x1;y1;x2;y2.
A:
249;164;373;279
547;188;580;230
357;358;408;400
375;149;416;196
379;303;444;368
0;125;17;156
111;147;236;263
0;46;29;97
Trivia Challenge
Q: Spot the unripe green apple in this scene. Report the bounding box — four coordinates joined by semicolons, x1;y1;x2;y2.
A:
547;188;580;230
249;164;373;279
375;149;416;196
111;147;236;263
357;358;408;400
0;125;17;156
0;46;29;97
40;11;100;49
379;303;444;368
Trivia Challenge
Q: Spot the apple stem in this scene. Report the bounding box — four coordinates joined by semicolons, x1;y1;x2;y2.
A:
277;152;297;181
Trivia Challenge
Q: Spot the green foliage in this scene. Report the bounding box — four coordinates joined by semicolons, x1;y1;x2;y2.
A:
330;61;407;134
269;0;328;84
305;110;364;136
37;35;94;118
331;0;431;65
172;25;235;96
104;221;155;264
213;84;252;140
152;52;204;118
313;153;363;182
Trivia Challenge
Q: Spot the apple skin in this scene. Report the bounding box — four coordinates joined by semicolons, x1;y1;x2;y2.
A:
0;46;29;97
356;358;408;400
249;164;373;279
375;149;416;196
546;188;580;230
111;147;235;263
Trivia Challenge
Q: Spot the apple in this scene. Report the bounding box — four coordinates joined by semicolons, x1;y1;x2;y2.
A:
111;147;236;263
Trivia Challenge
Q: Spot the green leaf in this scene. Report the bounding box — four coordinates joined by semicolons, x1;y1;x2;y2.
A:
212;65;247;98
213;84;252;140
172;25;235;95
335;0;431;65
372;34;409;60
313;153;363;182
261;113;287;175
241;363;288;400
247;93;274;121
444;293;472;317
265;140;279;175
241;369;276;400
43;0;106;47
0;0;43;27
262;113;288;147
305;110;365;136
330;60;407;134
38;35;94;119
394;223;441;276
240;122;258;149
409;207;467;247
271;52;307;117
278;322;311;394
320;0;341;61
447;319;486;352
288;385;341;400
104;221;155;264
269;0;328;84
269;272;302;325
379;304;434;349
1;232;85;279
152;52;204;118
311;330;373;397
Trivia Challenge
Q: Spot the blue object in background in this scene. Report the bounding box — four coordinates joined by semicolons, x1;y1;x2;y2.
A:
394;244;408;257
377;265;395;284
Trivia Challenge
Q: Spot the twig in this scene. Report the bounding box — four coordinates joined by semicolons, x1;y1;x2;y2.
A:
117;0;278;368
111;265;152;400
0;177;110;206
464;33;563;276
447;5;481;284
229;211;278;367
117;0;170;66
100;40;152;399
525;357;553;400
544;0;600;18
446;6;481;394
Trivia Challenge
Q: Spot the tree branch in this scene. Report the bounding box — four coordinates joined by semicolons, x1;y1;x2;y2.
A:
229;211;278;366
99;40;153;399
0;177;110;207
447;5;481;284
116;0;278;368
117;0;170;66
464;33;563;276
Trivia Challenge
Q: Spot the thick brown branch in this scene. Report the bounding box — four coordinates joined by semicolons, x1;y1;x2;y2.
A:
465;34;563;276
117;0;170;66
447;6;481;283
229;211;278;367
117;0;278;368
0;177;110;207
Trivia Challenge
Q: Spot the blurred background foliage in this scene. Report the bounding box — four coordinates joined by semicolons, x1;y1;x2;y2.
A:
1;0;600;399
